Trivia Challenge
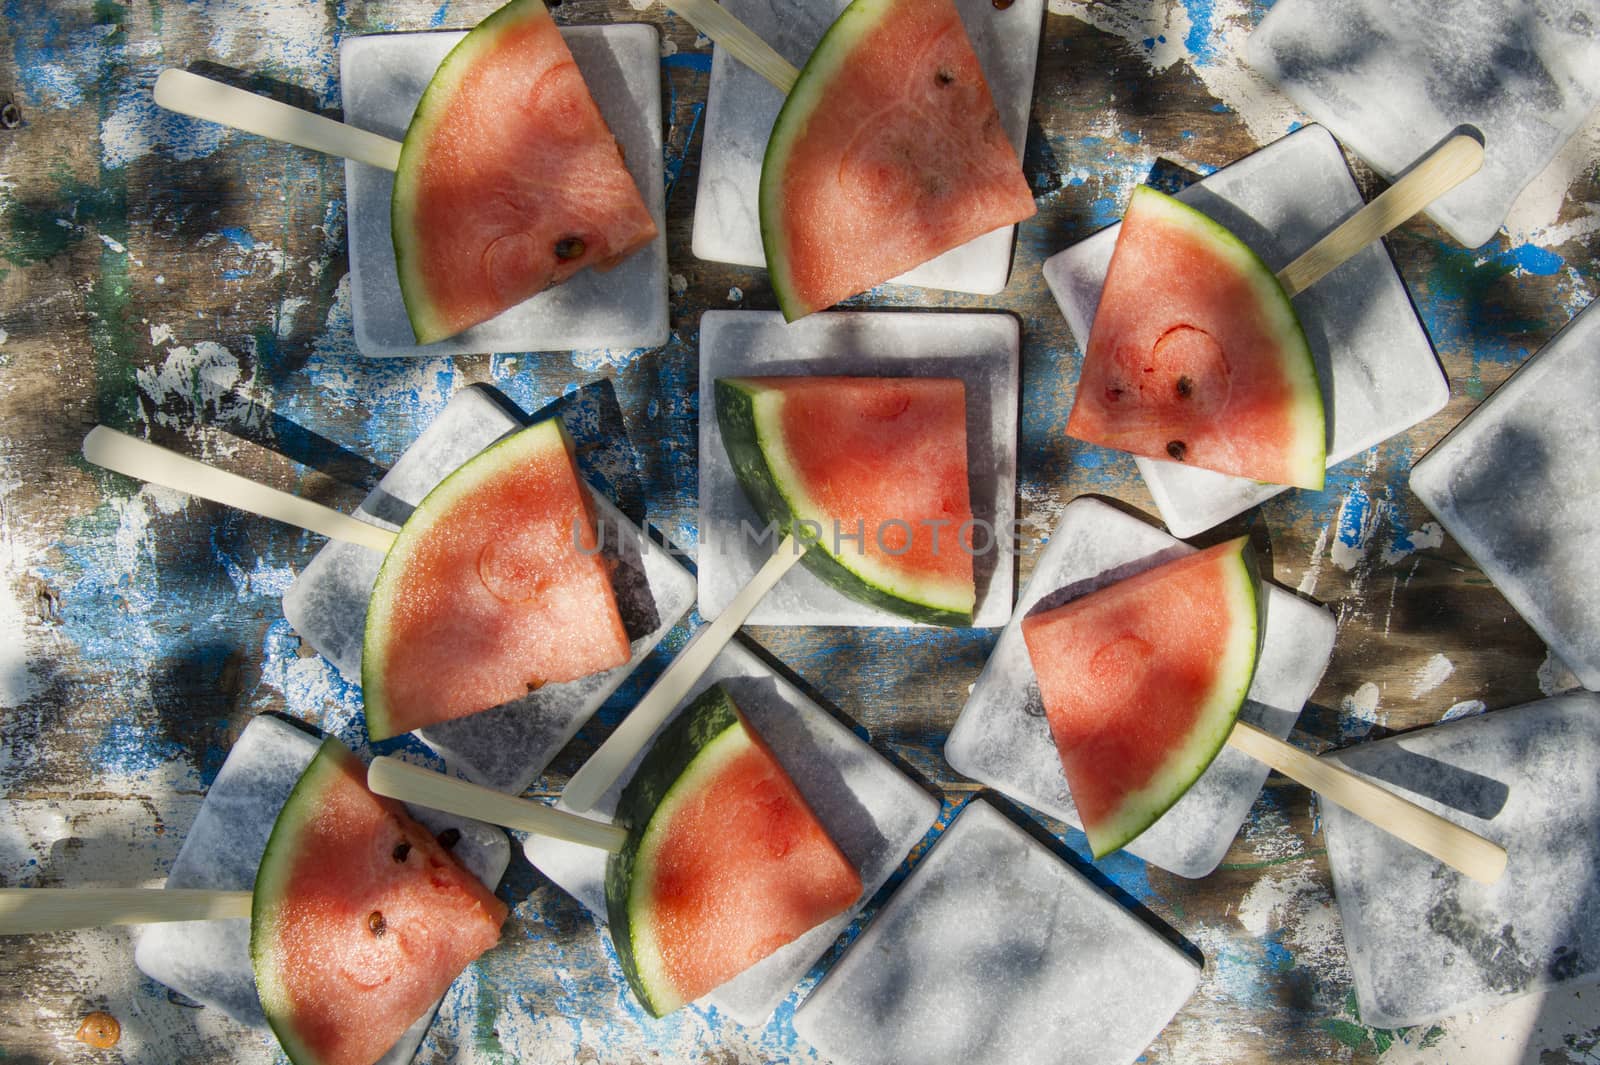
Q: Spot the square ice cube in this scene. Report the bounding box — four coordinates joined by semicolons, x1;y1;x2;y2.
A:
1321;693;1600;1027
340;24;668;356
1410;298;1600;690
521;638;940;1026
791;798;1201;1065
282;384;697;793
697;310;1018;627
133;713;509;1065
1249;0;1600;248
944;497;1336;878
689;0;1043;295
1042;124;1448;539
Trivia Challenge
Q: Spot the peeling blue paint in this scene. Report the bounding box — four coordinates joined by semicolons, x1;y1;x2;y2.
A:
1501;242;1564;277
1183;0;1219;65
91;717;191;777
1335;481;1370;550
220;226;257;252
661;51;713;73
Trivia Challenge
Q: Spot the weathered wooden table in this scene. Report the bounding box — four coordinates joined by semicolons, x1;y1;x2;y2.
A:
2;0;1598;1062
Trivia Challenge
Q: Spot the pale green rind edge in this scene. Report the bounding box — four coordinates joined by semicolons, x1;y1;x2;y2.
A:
361;417;572;740
1085;542;1264;859
603;685;748;1017
251;737;357;1065
758;0;896;322
392;0;554;345
1126;185;1327;491
715;378;975;626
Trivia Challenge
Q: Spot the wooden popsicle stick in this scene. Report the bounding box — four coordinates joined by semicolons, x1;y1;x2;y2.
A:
367;757;628;853
153;69;403;171
564;533;807;812
0;888;253;934
83;426;397;554
1226;720;1507;885
1275;133;1484;298
665;0;799;94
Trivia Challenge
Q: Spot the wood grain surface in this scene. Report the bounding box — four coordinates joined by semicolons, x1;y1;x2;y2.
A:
2;1;1598;1063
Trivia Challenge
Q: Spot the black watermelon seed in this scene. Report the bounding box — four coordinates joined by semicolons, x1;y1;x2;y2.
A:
1176;376;1193;398
1166;440;1188;461
436;827;462;850
392;841;411;863
554;237;586;261
368;911;387;937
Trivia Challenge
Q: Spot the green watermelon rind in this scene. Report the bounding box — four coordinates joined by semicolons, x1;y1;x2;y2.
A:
715;378;975;627
604;685;747;1017
1085;540;1264;858
391;0;552;345
1126;185;1327;492
250;737;355;1065
758;0;889;323
361;417;574;741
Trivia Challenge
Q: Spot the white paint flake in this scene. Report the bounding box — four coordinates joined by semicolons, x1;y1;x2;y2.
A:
135;342;243;428
1440;699;1487;723
0;455;44;709
1297;522;1331;596
1410;653;1455;699
1339;681;1382;740
1381;520;1444;565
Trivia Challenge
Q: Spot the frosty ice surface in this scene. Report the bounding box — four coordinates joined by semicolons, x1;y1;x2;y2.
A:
792;799;1200;1065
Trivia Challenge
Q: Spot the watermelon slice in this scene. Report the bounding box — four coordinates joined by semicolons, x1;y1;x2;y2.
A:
362;417;631;741
605;685;862;1017
759;0;1036;322
1021;536;1262;858
252;738;507;1065
1067;185;1326;489
391;0;658;344
715;375;976;625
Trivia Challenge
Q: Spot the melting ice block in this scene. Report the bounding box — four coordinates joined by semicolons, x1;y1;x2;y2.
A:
522;639;939;1026
689;0;1044;295
1410;299;1600;690
133;714;509;1064
792;799;1200;1065
282;385;696;793
1322;693;1600;1027
944;497;1336;878
1042;124;1447;539
697;310;1018;627
1250;0;1600;248
340;25;668;356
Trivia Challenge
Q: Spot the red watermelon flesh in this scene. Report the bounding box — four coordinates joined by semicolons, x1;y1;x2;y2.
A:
392;0;658;345
606;686;862;1016
252;739;507;1065
362;419;632;741
1021;536;1261;858
1067;185;1325;489
717;376;975;624
759;0;1036;321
